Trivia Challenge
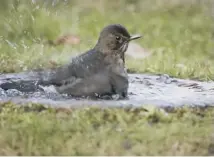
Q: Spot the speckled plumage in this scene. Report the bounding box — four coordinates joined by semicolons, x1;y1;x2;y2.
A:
1;24;142;98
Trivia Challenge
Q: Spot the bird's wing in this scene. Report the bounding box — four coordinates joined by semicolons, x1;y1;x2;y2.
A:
41;49;106;86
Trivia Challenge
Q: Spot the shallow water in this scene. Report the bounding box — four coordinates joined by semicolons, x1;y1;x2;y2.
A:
0;71;214;109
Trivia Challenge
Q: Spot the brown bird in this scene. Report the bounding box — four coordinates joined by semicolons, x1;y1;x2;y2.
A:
1;24;142;99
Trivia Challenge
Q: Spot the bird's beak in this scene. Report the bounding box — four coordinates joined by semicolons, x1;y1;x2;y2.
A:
129;34;142;41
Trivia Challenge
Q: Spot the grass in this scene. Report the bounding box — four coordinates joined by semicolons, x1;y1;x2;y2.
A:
0;103;212;155
0;0;213;80
0;0;214;155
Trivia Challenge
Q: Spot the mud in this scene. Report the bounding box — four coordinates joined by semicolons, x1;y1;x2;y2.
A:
0;71;214;109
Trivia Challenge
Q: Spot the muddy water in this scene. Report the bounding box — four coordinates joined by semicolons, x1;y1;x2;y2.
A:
0;72;214;109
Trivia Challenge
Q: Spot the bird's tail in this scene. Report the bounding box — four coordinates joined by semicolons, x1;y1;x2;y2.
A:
0;69;57;92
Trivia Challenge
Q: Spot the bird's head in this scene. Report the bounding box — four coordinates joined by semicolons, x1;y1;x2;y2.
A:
95;24;142;57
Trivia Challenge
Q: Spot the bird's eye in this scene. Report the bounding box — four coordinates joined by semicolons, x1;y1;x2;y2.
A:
116;36;121;40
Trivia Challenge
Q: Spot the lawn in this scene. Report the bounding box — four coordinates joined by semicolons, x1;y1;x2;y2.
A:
0;0;213;155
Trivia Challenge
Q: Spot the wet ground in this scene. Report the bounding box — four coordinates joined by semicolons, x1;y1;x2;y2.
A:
0;71;214;109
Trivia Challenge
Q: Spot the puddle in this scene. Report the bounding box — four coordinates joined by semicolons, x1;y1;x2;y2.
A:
0;71;214;109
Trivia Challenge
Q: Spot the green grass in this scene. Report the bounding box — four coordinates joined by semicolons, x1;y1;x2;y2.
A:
0;103;212;155
0;0;213;80
0;0;214;155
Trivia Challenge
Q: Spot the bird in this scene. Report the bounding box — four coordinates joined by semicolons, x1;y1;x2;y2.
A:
0;24;142;99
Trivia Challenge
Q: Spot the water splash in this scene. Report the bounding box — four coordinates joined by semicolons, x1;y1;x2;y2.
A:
0;72;214;109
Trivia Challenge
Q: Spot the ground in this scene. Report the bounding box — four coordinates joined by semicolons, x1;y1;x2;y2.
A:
0;0;213;155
